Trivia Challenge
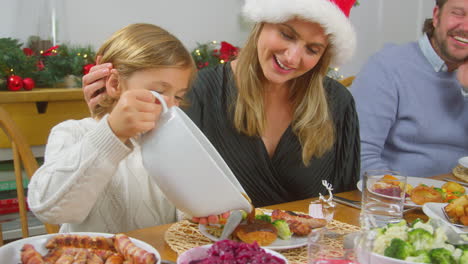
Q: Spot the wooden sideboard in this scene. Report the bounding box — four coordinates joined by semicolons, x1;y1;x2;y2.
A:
0;88;90;148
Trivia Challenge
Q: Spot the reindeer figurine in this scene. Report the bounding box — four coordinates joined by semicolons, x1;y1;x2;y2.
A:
309;180;336;222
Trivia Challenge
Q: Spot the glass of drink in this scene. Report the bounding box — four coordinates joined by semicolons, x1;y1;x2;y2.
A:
359;170;407;230
308;228;358;264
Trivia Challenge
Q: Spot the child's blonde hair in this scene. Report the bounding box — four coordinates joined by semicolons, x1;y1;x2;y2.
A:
92;23;195;118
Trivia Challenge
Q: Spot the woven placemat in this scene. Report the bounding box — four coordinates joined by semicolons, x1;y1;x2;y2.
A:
452;165;468;183
164;216;360;264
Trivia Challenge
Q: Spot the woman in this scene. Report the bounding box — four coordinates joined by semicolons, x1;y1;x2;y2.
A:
83;0;360;209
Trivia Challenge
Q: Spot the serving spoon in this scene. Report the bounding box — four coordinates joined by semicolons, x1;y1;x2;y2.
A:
219;210;243;240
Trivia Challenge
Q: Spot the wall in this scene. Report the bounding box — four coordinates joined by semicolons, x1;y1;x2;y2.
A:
342;0;434;76
0;0;250;54
0;0;434;76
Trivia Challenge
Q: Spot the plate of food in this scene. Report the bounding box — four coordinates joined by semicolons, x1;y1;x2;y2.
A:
357;176;466;207
199;209;327;250
0;232;161;264
422;196;468;234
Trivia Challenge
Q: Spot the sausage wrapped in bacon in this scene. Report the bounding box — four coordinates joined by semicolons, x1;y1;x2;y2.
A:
114;234;157;264
21;244;44;264
271;209;327;236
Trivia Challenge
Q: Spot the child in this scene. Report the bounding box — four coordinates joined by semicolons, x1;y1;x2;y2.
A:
28;23;196;233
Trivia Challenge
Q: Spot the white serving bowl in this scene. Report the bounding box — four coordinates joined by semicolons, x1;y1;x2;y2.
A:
177;244;288;264
356;248;423;264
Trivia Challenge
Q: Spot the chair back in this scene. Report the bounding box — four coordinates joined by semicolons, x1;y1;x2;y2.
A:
339;76;355;87
0;106;59;242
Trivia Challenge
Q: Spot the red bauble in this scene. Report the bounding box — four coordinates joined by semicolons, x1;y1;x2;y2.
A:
83;64;95;75
23;78;35;90
7;76;23;91
37;60;45;71
23;48;34;56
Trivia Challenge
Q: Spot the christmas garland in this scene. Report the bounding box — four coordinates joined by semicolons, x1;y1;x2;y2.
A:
0;37;95;91
191;41;346;80
191;41;239;70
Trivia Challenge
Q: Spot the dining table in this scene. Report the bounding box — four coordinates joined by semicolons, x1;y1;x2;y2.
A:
124;173;459;263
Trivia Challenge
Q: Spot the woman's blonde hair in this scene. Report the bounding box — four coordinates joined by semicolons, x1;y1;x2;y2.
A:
92;23;195;118
234;23;335;165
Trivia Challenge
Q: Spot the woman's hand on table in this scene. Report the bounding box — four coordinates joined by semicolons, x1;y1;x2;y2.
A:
82;55;113;110
192;212;231;225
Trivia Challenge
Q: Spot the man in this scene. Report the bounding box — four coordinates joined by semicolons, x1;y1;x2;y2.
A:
351;0;468;177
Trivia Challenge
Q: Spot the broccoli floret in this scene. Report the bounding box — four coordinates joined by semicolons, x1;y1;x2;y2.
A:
412;220;434;235
410;218;423;227
255;214;272;223
272;220;292;240
459;250;468;264
408;228;434;251
457;245;468;251
384;238;414;260
388;220;407;228
428;248;456;264
405;250;431;263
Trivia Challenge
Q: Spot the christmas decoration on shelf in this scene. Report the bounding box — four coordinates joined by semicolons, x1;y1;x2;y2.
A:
0;37;96;91
191;41;239;70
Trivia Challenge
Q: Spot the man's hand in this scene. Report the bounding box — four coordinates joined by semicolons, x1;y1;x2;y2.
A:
107;90;163;143
82;56;113;111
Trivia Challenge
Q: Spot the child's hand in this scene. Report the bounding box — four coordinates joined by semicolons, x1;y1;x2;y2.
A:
192;212;231;225
107;89;164;142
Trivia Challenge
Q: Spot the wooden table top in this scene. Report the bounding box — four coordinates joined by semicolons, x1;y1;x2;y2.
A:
124;173;456;262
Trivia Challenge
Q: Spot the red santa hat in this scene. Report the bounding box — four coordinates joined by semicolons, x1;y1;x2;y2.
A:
242;0;356;67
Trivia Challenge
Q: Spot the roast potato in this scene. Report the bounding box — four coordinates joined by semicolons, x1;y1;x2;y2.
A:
442;181;466;194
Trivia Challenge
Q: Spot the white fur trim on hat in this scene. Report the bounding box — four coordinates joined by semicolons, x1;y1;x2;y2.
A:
242;0;356;67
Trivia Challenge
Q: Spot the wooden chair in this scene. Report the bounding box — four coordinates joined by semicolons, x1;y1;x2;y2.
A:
0;106;59;245
339;76;356;87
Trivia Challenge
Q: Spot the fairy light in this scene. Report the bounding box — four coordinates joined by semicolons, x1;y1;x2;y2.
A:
83;54;88;58
212;40;217;44
10;68;14;72
77;53;81;56
220;60;225;64
40;50;44;54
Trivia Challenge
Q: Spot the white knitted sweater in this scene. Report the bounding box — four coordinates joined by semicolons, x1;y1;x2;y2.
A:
28;116;178;233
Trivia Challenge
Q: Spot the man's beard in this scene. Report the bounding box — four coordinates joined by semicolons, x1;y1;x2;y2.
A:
434;28;468;64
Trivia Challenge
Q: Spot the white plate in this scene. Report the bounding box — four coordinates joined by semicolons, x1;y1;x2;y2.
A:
357;177;467;208
459;156;468;168
422;202;468;234
0;232;161;263
198;224;307;250
177;244;288;264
